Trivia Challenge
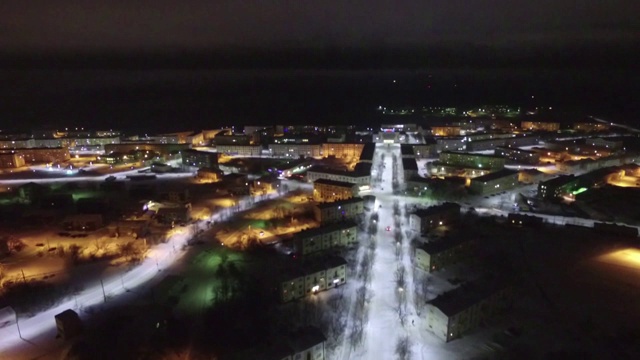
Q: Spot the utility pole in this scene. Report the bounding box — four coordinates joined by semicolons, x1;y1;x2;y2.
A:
100;279;107;303
21;269;26;283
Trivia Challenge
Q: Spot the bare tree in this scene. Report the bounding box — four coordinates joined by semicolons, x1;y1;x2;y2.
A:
395;336;411;360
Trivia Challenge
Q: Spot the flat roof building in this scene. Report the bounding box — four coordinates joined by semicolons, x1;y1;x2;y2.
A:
313;179;359;202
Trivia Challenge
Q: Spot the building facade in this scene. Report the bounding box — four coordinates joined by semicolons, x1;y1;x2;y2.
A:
313;179;359;202
306;166;370;186
293;221;358;256
314;198;364;223
0;151;25;168
181;149;218;168
321;143;364;159
415;238;474;273
426;280;513;342
409;203;461;233
468;169;520;195
19;147;71;164
438;151;505;171
280;257;347;302
216;144;263;157
521;121;560;132
494;146;540;164
269;144;322;158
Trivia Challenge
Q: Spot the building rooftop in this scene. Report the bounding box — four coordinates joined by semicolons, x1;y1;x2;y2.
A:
428;278;510;317
441;151;504;160
495;146;537;154
412;202;461;218
471;169;518;183
315;197;363;209
295;221;357;240
359;143;375;161
288;326;326;353
314;178;358;188
419;236;473;255
402;158;419;170
540;174;577;187
308;165;369;178
400;145;415;155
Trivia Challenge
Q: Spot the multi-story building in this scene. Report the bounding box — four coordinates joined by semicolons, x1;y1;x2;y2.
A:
288;327;327;360
280;256;347;302
18;147;71;164
435;137;466;152
586;138;624;150
521;121;560;132
104;143;190;156
213;134;252;146
32;138;73;148
0;151;25;168
468;169;520;195
314;197;364;224
321;143;364;159
538;175;580;200
409;203;461;233
69;136;121;151
306;166;371;186
415;237;475;273
412;144;438;158
431;126;461;137
181;149;218;169
250;176;281;195
573;122;610;132
215;144;263;157
269;143;322;158
402;158;419;179
313;179;359;202
426;279;513;342
150;131;194;144
292;221;357;256
196;167;224;182
439;151;505;171
494;146;540;164
0;138;35;149
518;169;546;184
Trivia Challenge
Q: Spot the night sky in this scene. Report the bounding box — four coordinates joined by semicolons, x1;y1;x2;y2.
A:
1;1;638;52
0;1;638;131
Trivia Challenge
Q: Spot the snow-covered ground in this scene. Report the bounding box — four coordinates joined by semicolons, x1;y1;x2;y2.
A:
0;192;282;359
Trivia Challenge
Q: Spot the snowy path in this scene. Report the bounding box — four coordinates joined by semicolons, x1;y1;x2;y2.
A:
360;144;412;359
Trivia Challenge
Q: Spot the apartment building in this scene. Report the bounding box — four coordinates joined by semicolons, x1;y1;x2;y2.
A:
292;221;358;256
0;151;25;168
415;237;475;273
426;279;513;342
468;169;520;196
439;151;505;171
321;143;364;159
306;166;371;186
494;146;540;164
216;144;263;157
313;197;364;224
409;203;461;233
269;143;322;158
313;179;359;202
521;121;560;132
280;256;347;302
19;147;71;164
181;149;218;169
